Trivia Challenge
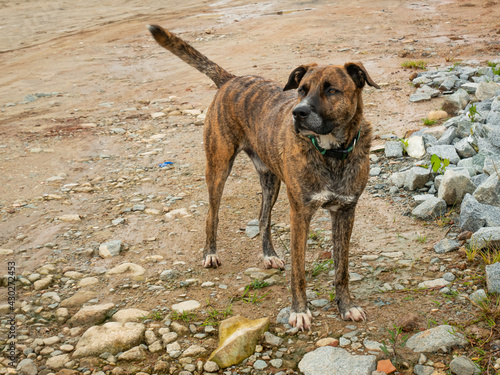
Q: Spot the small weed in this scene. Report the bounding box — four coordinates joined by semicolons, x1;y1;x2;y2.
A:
247;279;269;290
468;103;479;122
415;233;427;243
202;304;233;326
308;229;322;241
487;61;500;75
422;118;437;126
430;154;450;174
310;259;334;277
380;325;409;360
401;60;427;70
171;310;197;322
142;310;163;321
328;291;336;302
464;244;479;262
399;138;409;155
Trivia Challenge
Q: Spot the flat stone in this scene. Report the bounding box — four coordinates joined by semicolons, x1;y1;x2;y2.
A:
77;277;99;288
434;238;460;254
449;355;481;375
317;337;339;347
73;322;146;357
298;346;376;375
253;359;268;370
486;262;500;294
162;332;179;345
385;141;403;158
16;358;37;375
244;267;279;281
418;278;450;289
181;344;208;358
412;197;447;220
245;219;260;238
112;308;150;323
68;302;115;327
263;331;284;347
99;240;122;258
159;269;179;280
442;89;470;115
60;291;97;308
118;346;146;361
363;339;385;352
33;276;53;291
204;361;220;372
45;354;70;370
406;325;467;353
171;300;201;313
105;263;145;278
414;365;435;375
58;214;81;222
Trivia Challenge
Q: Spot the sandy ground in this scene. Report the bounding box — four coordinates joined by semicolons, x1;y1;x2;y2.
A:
1;0;500;373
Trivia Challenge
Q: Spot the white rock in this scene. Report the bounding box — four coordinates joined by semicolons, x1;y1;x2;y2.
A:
171;300;200;313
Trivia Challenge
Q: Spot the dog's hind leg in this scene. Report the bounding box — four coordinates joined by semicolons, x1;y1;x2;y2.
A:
203;138;238;268
330;206;366;322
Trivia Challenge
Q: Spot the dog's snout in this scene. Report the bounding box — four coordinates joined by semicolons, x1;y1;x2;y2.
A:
293;105;311;120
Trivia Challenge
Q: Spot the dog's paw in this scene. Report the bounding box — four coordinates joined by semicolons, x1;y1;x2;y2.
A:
289;309;312;331
263;256;285;270
342;306;366;322
202;255;221;268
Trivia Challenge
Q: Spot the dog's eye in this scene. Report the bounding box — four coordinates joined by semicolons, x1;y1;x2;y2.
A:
327;87;339;95
298;86;307;95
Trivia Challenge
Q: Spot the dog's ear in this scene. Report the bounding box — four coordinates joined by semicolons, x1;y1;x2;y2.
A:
344;62;380;89
283;63;318;91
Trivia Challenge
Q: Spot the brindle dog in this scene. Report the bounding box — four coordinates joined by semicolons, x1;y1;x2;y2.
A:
148;25;379;330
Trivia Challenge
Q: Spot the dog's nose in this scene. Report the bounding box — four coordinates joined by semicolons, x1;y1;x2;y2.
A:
293;105;311;119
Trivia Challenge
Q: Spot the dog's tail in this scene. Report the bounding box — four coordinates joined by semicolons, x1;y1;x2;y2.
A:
148;24;235;88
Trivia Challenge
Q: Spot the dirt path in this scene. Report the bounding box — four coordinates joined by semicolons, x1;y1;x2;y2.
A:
1;0;500;374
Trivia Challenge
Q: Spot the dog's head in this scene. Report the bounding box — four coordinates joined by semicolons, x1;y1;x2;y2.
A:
284;62;379;140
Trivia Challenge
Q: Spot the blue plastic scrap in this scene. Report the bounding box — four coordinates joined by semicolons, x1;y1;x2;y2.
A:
158;161;173;168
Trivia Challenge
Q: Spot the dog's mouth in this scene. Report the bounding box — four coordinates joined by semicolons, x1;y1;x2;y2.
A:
294;117;335;136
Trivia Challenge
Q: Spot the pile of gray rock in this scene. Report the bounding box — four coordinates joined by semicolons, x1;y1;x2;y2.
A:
384;62;500;277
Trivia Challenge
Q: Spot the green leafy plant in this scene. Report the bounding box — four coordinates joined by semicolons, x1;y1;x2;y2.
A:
380;325;410;360
430;154;450;174
399;138;409;155
468;103;479;122
422;118;437;126
401;60;427;70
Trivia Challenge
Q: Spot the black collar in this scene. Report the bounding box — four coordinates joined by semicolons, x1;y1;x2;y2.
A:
307;129;361;160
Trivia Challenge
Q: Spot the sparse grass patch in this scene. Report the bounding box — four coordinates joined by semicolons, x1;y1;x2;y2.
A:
247;279;269;290
141;310;163;321
202;303;233;326
401;60;427;70
171;310;197;322
380;325;409;361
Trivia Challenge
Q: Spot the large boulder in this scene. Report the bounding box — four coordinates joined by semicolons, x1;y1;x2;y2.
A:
406;325;467;353
473;173;500;206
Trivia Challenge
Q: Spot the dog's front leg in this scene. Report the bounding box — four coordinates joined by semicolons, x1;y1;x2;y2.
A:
287;200;314;331
330;205;366;322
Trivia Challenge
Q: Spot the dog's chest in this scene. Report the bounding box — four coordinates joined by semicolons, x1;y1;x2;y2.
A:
309;190;357;209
